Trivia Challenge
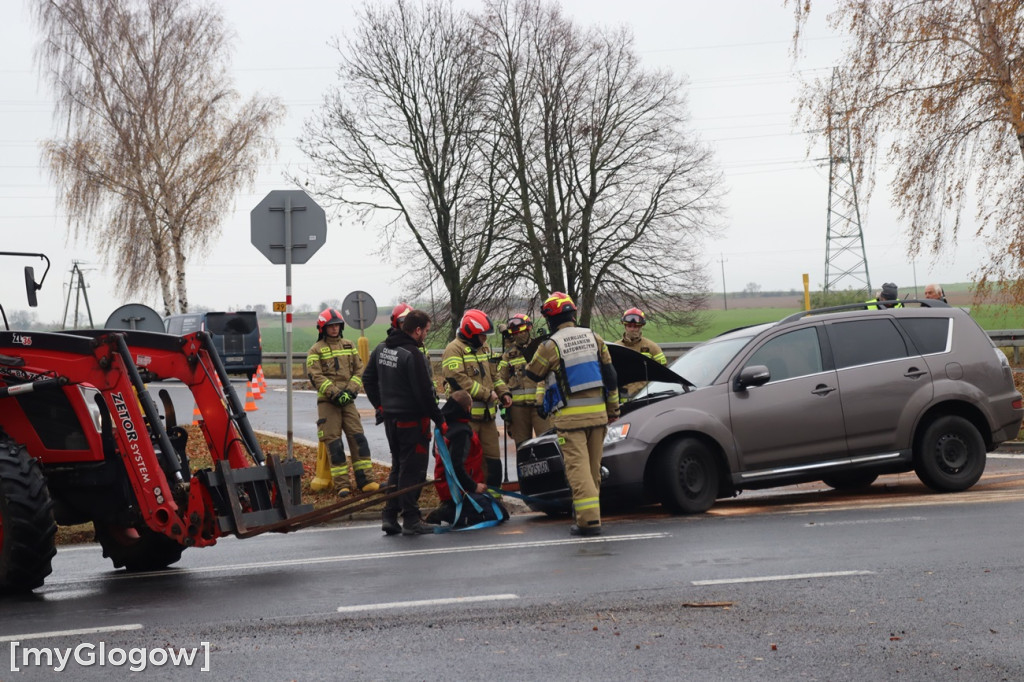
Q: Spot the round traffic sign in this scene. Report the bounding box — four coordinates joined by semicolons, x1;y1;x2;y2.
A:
341;291;378;331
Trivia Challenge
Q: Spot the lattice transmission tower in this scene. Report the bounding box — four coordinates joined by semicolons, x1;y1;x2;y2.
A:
61;261;94;329
823;67;871;296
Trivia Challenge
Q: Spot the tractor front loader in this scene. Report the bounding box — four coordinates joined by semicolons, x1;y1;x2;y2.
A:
0;326;315;593
0;254;424;594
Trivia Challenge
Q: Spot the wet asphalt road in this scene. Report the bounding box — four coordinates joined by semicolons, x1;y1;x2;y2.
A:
3;451;1024;680
3;378;1022;680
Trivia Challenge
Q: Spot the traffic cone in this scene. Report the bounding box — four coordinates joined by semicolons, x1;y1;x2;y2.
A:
250;372;263;400
243;384;258;412
256;364;267;393
191;402;202;426
310;441;333;492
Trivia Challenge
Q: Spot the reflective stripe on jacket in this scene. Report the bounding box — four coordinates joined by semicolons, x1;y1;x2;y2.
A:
441;337;497;421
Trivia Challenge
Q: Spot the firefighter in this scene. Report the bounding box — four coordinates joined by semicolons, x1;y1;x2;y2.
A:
526;292;619;536
618;307;667;400
441;309;503;489
496;313;550;448
307;307;379;497
866;282;903;309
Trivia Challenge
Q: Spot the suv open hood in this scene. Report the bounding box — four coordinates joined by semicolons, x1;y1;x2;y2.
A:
608;344;690;389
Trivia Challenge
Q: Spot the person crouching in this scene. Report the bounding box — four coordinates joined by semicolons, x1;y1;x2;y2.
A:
426;390;508;528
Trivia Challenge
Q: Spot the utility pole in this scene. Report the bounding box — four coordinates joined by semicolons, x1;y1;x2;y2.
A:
823;67;871;298
61;261;94;329
719;253;728;311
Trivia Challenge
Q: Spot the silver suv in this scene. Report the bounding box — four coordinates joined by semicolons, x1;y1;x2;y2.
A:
516;301;1024;514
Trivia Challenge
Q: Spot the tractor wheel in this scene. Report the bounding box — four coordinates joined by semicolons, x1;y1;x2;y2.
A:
0;439;57;594
94;524;186;572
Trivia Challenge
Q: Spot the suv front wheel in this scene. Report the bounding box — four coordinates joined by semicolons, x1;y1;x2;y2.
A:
913;415;986;492
657;437;719;514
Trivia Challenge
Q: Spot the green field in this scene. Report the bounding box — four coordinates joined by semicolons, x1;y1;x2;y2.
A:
260;305;1021;353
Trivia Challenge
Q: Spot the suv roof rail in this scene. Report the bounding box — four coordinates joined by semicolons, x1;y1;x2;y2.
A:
778;298;951;325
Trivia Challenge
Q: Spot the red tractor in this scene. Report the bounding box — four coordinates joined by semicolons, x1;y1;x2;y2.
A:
0;252;383;593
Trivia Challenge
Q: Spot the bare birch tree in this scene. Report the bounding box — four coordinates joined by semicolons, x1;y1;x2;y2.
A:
33;0;282;316
480;0;722;329
297;0;500;339
790;0;1024;303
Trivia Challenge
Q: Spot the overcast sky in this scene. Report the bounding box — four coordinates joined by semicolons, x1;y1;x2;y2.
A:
0;0;982;326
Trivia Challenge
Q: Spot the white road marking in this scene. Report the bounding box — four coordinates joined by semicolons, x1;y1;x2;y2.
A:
337;594;519;613
692;570;874;586
0;624;143;643
45;532;669;586
989;453;1024;459
804;516;926;527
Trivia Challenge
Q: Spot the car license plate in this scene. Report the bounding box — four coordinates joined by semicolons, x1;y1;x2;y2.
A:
518;460;551;477
227;356;243;362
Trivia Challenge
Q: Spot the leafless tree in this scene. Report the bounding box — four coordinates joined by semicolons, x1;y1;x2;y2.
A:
297;0;502;339
479;0;722;329
33;0;282;315
790;0;1024;304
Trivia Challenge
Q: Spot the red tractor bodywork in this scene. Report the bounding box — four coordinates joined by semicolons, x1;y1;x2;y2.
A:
0;327;311;590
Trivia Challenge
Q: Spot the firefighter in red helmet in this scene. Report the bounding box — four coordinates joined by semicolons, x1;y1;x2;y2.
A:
618;307;667;399
307;307;379;497
496;313;550;448
525;292;619;536
440;309;504;490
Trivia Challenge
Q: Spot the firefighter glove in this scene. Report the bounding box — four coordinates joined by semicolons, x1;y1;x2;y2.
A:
536;404;548;420
335;391;355;406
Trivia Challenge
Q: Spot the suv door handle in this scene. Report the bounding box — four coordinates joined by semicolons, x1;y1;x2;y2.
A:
904;367;928;379
811;384;836;395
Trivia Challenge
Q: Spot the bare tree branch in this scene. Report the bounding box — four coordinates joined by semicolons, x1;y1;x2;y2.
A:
790;0;1024;302
33;0;282;315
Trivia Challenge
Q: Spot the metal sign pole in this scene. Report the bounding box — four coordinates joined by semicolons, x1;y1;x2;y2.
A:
284;194;294;460
251;189;326;460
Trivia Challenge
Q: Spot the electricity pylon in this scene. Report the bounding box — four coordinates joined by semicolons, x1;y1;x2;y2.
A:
61;261;94;329
823;67;871;297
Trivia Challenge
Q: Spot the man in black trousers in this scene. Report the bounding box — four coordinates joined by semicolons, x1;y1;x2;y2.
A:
363;309;443;536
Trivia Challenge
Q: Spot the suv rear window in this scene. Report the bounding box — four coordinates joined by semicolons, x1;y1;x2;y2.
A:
898;317;951;355
205;313;258;335
827;318;910;368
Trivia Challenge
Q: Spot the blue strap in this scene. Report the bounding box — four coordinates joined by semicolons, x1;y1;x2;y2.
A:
433;428;500;532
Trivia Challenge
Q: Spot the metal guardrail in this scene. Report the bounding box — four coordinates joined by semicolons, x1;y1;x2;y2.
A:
263;329;1024;367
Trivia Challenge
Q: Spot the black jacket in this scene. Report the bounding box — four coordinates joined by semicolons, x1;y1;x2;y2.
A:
369;329;442;422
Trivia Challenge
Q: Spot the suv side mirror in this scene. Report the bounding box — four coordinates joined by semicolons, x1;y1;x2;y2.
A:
734;364;771;391
24;266;39;307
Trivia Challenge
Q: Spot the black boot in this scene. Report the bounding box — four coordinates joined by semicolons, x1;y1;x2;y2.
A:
328;439;350;497
355;467;380;494
485;457;503;490
381;515;401;536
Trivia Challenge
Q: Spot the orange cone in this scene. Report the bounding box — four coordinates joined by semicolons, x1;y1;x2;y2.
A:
250;372;263;400
257;364;267;393
243;384;258;412
191;402;202;425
